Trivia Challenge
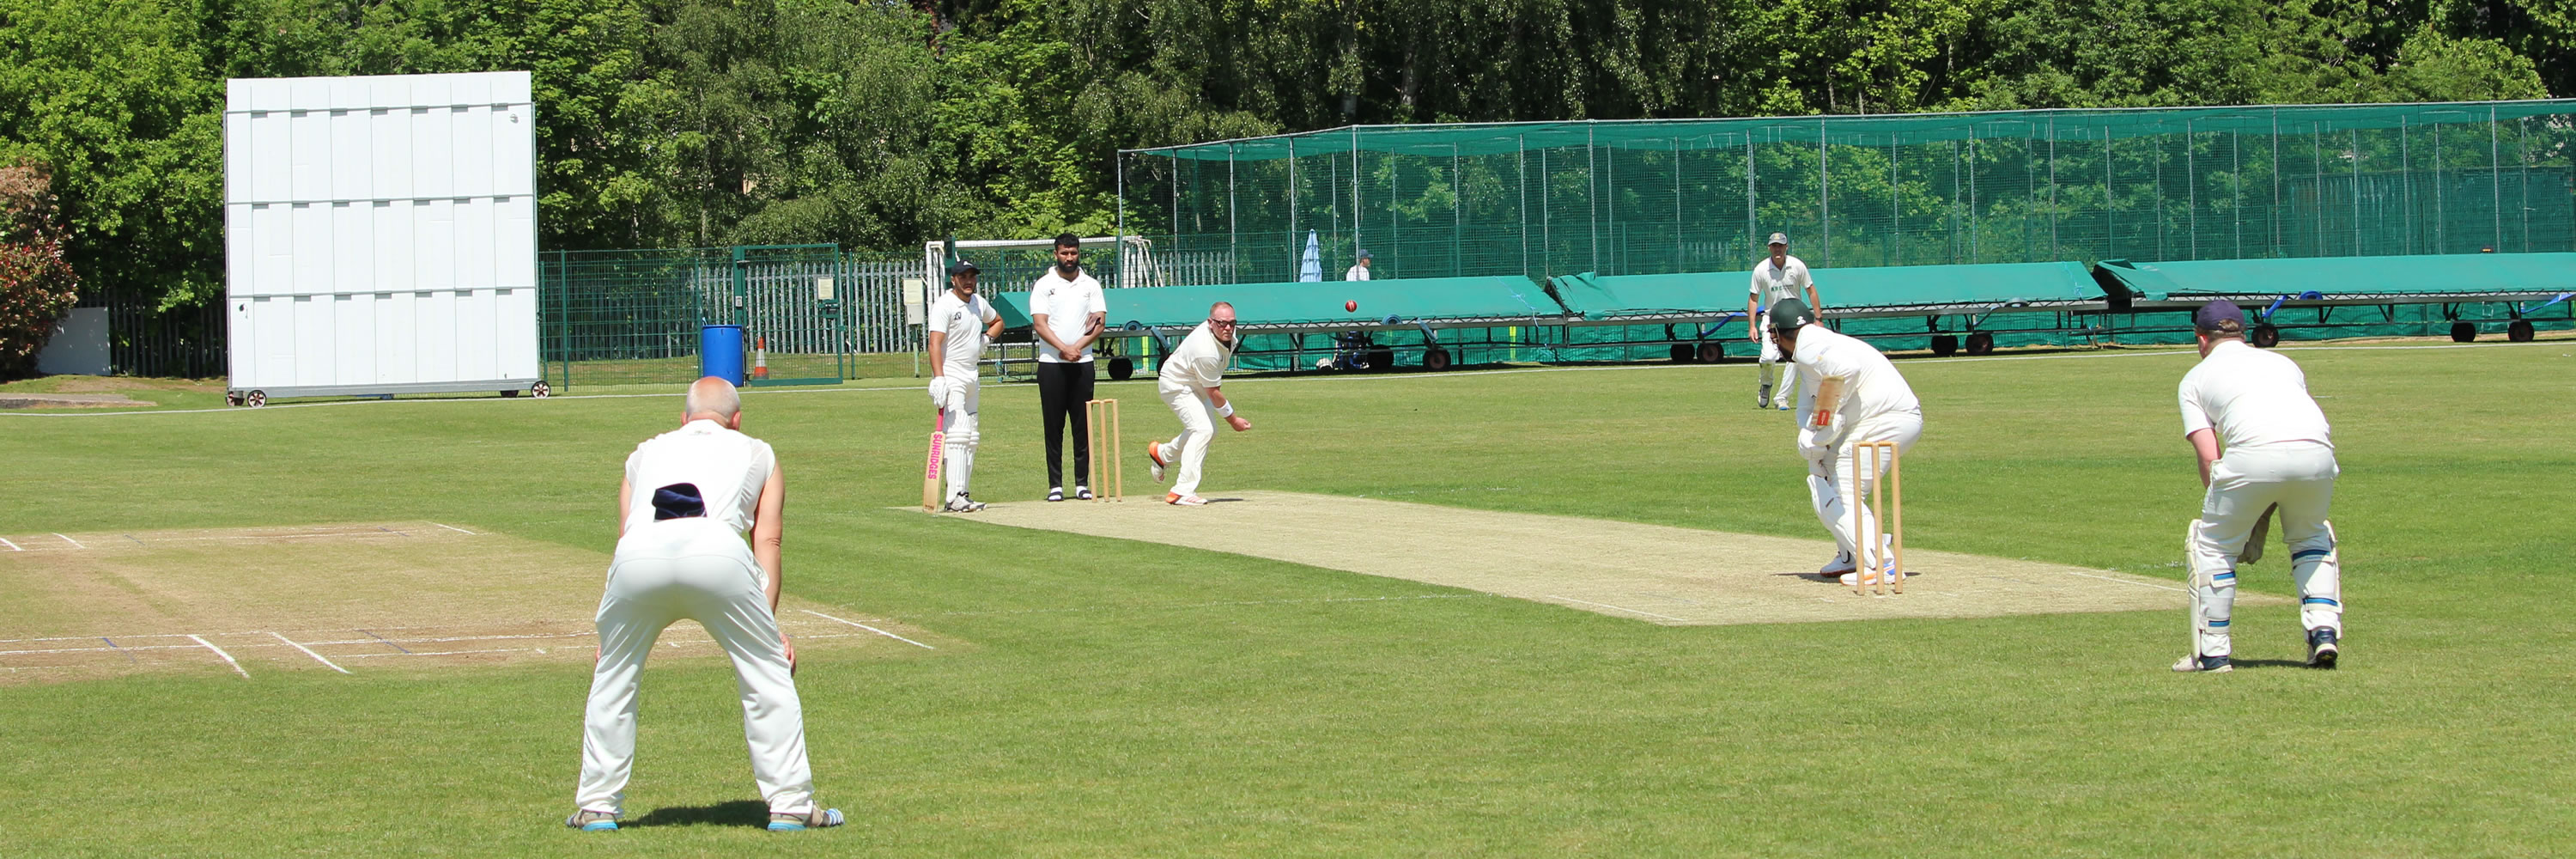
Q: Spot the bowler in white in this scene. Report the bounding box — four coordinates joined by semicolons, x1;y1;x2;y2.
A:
1147;302;1251;505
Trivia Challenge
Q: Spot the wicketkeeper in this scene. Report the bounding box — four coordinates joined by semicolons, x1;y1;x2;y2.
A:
1771;299;1922;588
2172;300;2342;673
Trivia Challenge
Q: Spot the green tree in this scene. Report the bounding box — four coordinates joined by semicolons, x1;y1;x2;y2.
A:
0;0;222;309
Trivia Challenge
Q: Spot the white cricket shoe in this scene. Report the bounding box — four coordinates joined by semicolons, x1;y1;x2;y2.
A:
1148;442;1169;483
1820;551;1856;576
943;491;986;513
1165;492;1206;507
2172;654;2233;673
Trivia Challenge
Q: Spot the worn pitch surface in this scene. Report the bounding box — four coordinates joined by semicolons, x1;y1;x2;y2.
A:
968;490;2285;625
0;522;939;685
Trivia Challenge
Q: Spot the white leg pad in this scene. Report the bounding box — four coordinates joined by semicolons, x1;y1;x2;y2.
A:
2290;520;2342;633
2185;519;2237;657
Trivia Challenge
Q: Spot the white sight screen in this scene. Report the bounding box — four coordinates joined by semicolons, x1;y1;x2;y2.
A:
223;72;539;393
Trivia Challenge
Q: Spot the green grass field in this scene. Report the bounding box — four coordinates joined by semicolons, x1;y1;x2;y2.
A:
3;339;2572;857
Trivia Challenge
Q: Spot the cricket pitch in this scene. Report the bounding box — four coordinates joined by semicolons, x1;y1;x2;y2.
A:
967;490;2285;625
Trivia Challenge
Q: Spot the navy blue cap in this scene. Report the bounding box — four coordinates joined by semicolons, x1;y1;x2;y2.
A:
946;259;979;277
651;483;706;521
2193;299;2246;330
1357;249;1372;260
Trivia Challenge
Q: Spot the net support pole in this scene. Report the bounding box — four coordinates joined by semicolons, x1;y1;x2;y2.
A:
2185;119;2196;260
2433;120;2443;253
1818;118;1830;266
1115;152;1126;277
1744;133;1757;262
1673;137;1683;270
2351;128;2363;254
2104;128;2115;260
1288;138;1297;273
2491;107;2503;252
2312;122;2325;256
1589;125;1600;273
1228;145;1238;281
2400;117;2412;254
2048;118;2058;260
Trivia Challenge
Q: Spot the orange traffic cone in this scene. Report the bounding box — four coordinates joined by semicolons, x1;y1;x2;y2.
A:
753;337;769;380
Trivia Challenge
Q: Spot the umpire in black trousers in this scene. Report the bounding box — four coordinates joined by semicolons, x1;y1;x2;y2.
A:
1029;234;1109;501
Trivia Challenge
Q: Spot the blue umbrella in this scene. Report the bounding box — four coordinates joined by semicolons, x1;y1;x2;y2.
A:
1298;230;1322;282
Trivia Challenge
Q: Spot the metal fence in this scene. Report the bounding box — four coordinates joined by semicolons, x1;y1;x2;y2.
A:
77;289;225;378
538;244;933;389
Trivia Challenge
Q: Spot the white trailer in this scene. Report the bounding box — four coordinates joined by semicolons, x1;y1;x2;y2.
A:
222;72;543;405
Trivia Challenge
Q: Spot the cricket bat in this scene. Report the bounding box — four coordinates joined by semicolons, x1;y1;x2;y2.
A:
2239;503;2276;564
1808;375;1847;428
921;410;945;512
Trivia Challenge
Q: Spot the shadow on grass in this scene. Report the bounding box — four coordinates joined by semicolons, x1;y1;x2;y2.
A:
2231;658;2329;670
626;799;769;828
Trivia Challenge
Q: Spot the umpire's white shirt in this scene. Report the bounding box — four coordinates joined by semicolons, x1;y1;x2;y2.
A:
1029;270;1105;363
1158;322;1233;393
1345;265;1371;282
930;290;999;381
617;419;775;545
2178;339;2332;449
1789;324;1918;428
1748;255;1811;308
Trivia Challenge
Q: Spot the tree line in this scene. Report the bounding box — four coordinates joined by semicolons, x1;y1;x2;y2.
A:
0;0;2559;317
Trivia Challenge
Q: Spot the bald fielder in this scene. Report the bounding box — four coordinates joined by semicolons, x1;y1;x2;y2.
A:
1771;299;1922;588
2173;300;2342;673
1747;232;1821;411
569;376;841;833
1146;302;1250;506
925;259;1005;513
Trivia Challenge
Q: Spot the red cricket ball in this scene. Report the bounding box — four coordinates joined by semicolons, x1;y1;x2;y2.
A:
1345;300;1358;312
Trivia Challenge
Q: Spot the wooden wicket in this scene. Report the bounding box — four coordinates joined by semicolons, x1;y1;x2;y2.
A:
1086;399;1122;502
1854;441;1904;595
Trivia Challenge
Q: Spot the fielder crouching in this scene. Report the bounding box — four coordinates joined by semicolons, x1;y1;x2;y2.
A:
568;376;841;832
1771;299;1923;588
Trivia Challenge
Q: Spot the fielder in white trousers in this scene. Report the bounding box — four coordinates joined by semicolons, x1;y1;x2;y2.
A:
571;377;835;832
579;518;816;818
1759;326;1797;411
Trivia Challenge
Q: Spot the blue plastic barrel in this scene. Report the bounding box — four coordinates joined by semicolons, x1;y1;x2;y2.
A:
700;324;747;385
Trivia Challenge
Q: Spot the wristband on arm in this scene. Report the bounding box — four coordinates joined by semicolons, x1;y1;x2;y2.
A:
1216;403;1235;418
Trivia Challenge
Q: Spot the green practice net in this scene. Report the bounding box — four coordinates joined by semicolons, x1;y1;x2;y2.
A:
1120;101;2576;362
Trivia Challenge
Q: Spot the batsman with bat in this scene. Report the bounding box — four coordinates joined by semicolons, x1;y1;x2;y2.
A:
925;259;1004;513
1770;299;1923;589
2172;300;2342;673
